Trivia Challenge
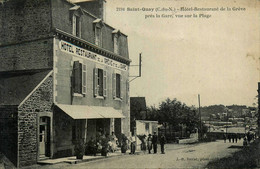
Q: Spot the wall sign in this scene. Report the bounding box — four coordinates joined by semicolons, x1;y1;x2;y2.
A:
59;40;128;71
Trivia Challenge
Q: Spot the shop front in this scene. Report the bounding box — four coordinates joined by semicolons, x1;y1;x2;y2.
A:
53;104;125;157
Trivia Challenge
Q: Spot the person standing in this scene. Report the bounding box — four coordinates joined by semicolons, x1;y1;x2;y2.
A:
101;133;109;156
141;135;147;153
147;134;153;154
235;133;238;143
121;133;128;153
129;133;136;154
223;134;227;143
152;131;158;154
160;134;166;154
110;132;118;152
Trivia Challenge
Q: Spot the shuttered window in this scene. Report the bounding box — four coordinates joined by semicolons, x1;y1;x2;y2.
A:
94;68;107;98
113;73;123;99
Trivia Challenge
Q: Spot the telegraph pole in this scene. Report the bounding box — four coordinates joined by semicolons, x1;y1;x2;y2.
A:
257;58;260;137
198;94;202;140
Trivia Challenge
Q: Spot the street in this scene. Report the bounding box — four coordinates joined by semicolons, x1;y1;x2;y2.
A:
40;139;243;169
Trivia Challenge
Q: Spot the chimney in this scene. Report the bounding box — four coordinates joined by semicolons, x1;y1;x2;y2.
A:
75;0;106;21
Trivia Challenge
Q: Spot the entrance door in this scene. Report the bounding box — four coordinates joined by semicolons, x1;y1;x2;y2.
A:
39;116;50;158
115;118;121;138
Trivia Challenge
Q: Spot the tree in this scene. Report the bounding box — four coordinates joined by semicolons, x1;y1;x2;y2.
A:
158;98;199;134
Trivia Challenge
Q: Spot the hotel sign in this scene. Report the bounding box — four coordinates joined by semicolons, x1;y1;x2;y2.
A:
59;40;127;71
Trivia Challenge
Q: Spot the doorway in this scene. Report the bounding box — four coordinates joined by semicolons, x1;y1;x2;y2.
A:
39;116;50;159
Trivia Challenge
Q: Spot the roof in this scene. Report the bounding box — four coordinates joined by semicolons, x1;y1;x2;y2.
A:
130;97;147;111
136;120;158;123
0;69;52;106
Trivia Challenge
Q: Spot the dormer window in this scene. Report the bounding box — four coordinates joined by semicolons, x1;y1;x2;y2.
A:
93;19;104;47
112;30;121;54
72;15;80;37
114;34;119;54
70;5;83;37
95;27;102;46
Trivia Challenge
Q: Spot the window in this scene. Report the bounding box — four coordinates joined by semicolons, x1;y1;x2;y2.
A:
98;69;103;96
116;74;120;98
113;73;122;99
72;14;80;37
113;34;119;54
95;27;102;46
72;61;86;95
94;68;107;97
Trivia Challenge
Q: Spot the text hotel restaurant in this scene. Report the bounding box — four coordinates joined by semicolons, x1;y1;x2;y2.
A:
0;0;131;167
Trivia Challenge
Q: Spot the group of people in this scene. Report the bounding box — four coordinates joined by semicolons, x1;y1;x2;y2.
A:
223;131;257;147
223;133;241;143
140;131;167;154
86;131;119;156
86;130;167;156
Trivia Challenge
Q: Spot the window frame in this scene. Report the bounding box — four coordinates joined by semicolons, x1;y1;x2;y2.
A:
72;14;81;37
94;67;107;98
95;26;102;46
113;34;119;54
113;72;123;100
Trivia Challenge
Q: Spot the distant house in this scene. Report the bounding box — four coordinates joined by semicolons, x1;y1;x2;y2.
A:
136;120;158;136
130;97;147;134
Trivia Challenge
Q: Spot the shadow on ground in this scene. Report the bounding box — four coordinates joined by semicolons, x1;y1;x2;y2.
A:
206;139;260;169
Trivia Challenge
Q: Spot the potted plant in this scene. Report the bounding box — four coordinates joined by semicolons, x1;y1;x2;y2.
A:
74;139;85;159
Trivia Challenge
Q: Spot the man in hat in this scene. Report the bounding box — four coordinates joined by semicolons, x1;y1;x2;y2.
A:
152;131;158;154
147;134;153;154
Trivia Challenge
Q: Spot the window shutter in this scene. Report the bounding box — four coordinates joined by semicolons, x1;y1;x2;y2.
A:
72;63;75;93
94;68;98;97
120;75;123;99
73;61;80;93
79;63;82;93
126;80;129;103
72;15;76;35
82;64;86;95
112;73;116;99
103;70;107;97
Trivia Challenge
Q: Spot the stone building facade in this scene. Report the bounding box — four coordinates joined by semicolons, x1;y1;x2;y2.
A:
0;0;131;167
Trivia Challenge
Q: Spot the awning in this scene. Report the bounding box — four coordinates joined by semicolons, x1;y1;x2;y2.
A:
91;106;125;118
56;104;125;120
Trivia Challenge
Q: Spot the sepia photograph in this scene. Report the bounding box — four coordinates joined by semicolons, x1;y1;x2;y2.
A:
0;0;259;168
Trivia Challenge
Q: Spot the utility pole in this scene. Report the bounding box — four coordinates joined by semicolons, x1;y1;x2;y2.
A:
257;82;260;136
198;94;202;140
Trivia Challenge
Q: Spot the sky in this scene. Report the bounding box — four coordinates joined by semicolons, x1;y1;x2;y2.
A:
78;0;260;107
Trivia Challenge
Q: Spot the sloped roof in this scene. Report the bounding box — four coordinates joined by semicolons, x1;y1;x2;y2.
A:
130;97;147;111
0;70;51;106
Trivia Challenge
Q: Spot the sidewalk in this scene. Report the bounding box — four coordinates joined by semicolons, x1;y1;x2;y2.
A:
22;143;193;169
22;149;142;169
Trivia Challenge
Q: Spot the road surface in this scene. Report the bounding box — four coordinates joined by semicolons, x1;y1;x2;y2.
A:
41;139;244;169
